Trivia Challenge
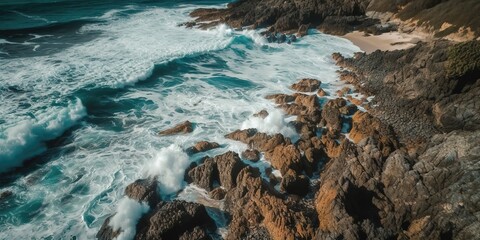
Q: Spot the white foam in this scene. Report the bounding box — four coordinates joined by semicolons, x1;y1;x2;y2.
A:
109;197;149;240
146;144;190;196
0;99;86;173
241;108;297;139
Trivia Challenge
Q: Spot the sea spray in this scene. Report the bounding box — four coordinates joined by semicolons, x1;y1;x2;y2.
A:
109;197;149;240
0;98;86;173
146;144;190;196
241;108;297;139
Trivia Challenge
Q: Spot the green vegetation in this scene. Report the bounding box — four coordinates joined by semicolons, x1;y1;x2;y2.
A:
447;40;480;79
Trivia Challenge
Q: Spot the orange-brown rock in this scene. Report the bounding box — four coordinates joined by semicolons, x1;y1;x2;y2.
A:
158;121;193;135
187;141;220;154
264;144;302;175
265;94;295;104
317;88;328;96
225;167;317;240
291;78;321;92
349;111;399;157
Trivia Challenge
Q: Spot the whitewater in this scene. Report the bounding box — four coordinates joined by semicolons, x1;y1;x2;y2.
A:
0;1;360;238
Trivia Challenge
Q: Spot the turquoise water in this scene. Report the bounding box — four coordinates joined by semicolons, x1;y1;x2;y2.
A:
0;0;360;238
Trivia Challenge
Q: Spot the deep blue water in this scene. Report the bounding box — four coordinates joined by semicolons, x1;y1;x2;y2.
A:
0;0;360;238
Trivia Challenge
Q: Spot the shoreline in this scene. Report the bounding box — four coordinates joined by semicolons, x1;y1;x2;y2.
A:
342;30;424;53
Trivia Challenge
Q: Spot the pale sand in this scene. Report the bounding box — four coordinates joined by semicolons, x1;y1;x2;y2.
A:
343;31;424;53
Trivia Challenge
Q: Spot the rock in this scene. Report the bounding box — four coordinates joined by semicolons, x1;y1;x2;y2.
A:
125;178;160;207
225;129;289;152
187;158;218;191
265;93;295;104
339;104;358;115
280;170;310;196
265;144;302;175
253;109;269;119
179;226;211;240
135;200;215;240
0;191;13;201
209;187;227;200
158;121;193;135
297;24;310;37
187;141;220;154
224;167;317;240
291;78;321;92
349;111;399;157
321;98;346;134
241;149;260;162
96;216;121;240
214;151;246;190
317;88;328;96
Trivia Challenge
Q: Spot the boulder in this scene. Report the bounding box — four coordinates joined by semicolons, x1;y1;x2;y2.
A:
214;151;246;190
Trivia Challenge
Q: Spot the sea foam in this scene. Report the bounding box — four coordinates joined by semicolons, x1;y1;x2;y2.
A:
109;197;149;240
0;99;86;173
146;144;190;196
241;108;297;139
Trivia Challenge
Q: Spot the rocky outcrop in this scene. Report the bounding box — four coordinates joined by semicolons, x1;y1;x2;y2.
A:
98;184;216;240
334;40;480;145
188;0;374;34
291;78;321;92
241;149;260;162
135;200;215;240
186;141;220;154
158;121;193;135
125;178;160;207
224;167;317;240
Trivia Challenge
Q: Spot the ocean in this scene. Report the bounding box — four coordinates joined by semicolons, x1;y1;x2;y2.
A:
0;0;360;238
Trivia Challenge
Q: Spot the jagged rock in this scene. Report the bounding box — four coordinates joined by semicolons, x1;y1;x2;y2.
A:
265;94;295;104
179;226;211;240
125;178;160;207
321;98;346;134
135;200;215;240
96;216;121;240
158;121;193;135
280;170;310;196
241;149;260;162
209;187;227;200
291;78;321;92
317;88;328;96
214;151;246;190
225;129;289;152
349;111;399;157
186;141;220;154
297;24;310;37
187;158;218;191
265;144;302;175
225;167;317;240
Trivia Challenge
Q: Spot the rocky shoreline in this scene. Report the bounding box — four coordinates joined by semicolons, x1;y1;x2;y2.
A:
97;0;480;239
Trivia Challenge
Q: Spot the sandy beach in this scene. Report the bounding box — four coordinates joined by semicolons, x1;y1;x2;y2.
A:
343;30;424;53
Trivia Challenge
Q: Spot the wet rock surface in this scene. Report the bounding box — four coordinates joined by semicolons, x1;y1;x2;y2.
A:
158;121;193;136
186;141;220;154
